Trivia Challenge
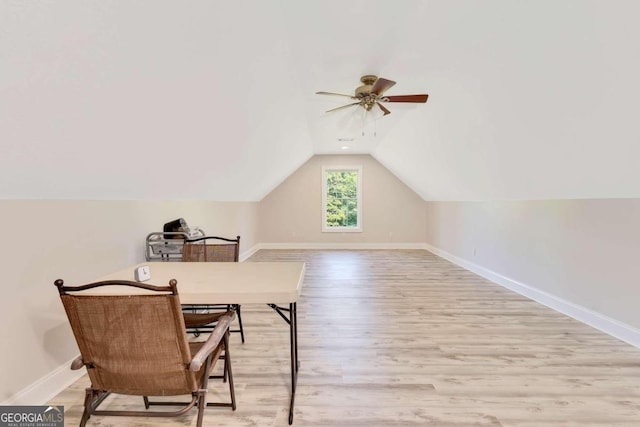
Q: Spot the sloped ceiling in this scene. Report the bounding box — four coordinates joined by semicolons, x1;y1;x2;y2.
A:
1;0;639;201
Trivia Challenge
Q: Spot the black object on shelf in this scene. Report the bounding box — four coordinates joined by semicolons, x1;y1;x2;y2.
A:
163;218;187;239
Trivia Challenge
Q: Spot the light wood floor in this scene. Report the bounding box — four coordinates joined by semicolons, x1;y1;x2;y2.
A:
51;250;640;426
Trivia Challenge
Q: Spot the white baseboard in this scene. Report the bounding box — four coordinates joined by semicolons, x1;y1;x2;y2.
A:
256;242;428;250
2;356;85;406
239;244;261;262
423;243;640;349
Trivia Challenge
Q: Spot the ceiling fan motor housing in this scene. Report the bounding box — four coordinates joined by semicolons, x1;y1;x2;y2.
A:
355;75;377;98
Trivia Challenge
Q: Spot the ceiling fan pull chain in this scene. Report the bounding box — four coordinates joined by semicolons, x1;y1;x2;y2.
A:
362;111;366;136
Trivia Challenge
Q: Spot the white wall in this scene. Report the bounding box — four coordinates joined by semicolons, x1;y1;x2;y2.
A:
258;154;426;245
0;200;258;403
424;199;640;331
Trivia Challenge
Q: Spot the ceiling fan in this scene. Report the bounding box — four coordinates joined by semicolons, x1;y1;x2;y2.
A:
316;75;428;117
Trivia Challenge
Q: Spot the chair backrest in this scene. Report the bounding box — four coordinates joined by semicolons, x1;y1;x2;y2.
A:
55;279;197;396
182;236;240;262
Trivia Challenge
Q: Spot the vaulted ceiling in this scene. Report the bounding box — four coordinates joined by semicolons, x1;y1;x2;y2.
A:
2;1;639;201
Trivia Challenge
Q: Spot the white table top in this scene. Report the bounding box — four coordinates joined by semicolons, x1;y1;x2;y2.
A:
85;261;306;305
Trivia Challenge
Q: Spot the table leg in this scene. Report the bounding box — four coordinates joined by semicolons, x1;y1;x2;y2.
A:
288;302;298;424
293;302;299;371
267;303;300;424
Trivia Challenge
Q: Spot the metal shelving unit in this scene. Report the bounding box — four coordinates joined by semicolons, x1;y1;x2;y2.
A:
145;228;205;262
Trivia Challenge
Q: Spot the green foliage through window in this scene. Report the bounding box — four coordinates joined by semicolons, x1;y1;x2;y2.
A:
325;170;358;228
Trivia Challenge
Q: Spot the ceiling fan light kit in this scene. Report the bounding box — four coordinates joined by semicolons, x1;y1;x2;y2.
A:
316;75;428;117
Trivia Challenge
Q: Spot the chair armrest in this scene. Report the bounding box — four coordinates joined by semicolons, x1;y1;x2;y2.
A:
189;312;235;372
70;356;84;370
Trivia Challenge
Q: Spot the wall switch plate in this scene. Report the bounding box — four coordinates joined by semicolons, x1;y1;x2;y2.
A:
134;265;151;282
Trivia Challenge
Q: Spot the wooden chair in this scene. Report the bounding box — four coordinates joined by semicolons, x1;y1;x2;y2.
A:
181;235;245;343
54;278;236;427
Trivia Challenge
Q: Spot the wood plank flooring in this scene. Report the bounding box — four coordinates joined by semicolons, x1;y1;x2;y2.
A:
50;250;640;426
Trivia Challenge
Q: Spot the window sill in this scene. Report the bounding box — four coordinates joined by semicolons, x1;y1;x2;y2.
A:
322;227;362;233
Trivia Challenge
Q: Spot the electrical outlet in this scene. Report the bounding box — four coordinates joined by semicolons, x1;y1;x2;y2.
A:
134;265;151;282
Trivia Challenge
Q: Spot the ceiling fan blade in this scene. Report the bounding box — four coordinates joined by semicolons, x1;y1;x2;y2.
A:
377;102;391;116
382;94;429;103
316;91;357;99
326;102;361;113
371;77;396;96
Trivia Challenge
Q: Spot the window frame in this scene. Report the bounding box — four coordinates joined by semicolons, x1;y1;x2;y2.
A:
321;165;363;233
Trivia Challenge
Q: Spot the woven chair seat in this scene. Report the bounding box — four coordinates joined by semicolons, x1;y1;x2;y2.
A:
183;312;227;329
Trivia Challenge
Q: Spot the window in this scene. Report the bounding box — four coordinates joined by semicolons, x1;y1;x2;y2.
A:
322;166;362;232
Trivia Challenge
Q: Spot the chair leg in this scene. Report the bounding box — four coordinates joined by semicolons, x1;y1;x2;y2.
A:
79;389;92;427
143;396;150;409
224;332;237;410
79;406;90;427
196;391;206;427
235;304;245;343
222;352;228;383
